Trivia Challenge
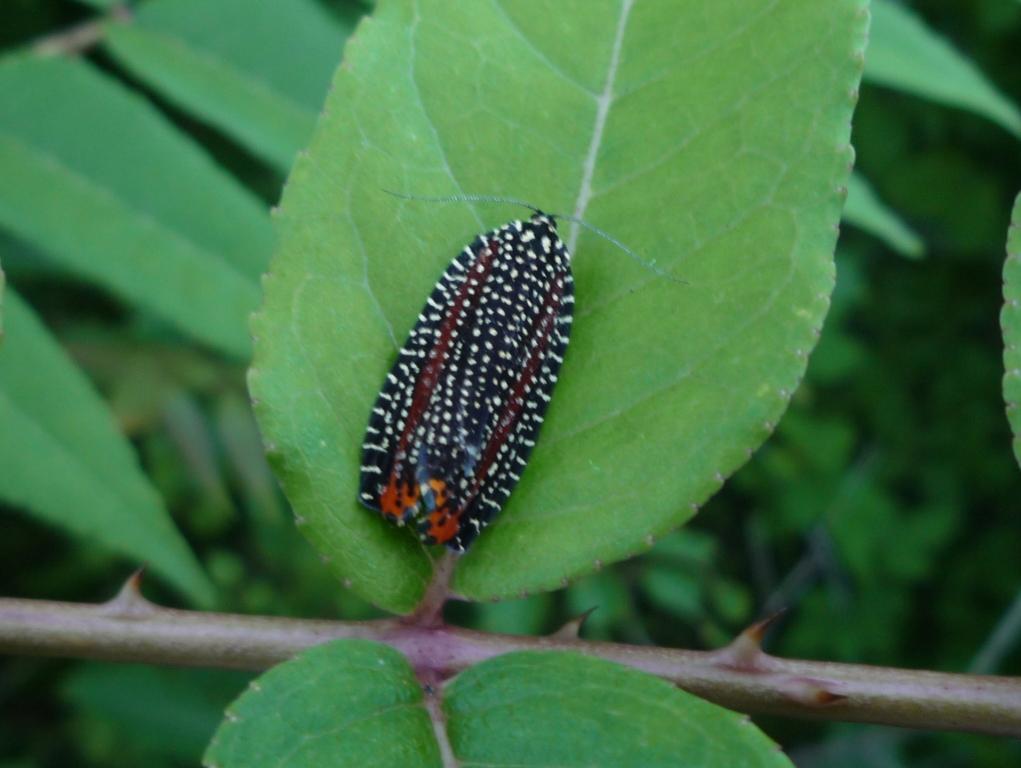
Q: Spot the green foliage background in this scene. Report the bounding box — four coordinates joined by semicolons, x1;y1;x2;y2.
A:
0;1;1019;766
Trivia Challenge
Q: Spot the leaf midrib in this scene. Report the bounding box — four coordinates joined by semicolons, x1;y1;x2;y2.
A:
567;0;633;253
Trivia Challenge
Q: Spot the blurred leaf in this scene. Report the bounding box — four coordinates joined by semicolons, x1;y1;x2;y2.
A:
865;0;1021;137
62;663;249;764
648;529;716;566
806;324;868;385
445;652;790;767
791;726;907;768
565;570;636;641
778;411;856;476
470;593;552;636
0;54;271;358
873;150;1003;253
252;0;868;611
844;172;924;257
66;335;228;433
215;391;283;522
640;564;703;621
710;578;752;625
104;0;356;171
205;640;440;767
205;549;246;591
1004;191;1021;467
161;392;235;536
0;290;214;604
209;642;790;766
786;580;907;663
828;478;955;586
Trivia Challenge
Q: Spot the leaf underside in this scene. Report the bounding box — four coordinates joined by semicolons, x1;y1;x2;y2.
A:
252;0;868;611
205;641;792;767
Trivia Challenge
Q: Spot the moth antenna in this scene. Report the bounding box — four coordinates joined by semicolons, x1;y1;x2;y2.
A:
382;189;541;215
548;212;688;286
383;189;686;284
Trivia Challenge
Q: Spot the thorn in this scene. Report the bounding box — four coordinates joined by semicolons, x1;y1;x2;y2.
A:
551;607;597;640
709;609;786;670
125;566;145;592
777;676;847;707
744;608;787;645
101;567;157;618
814;689;847;706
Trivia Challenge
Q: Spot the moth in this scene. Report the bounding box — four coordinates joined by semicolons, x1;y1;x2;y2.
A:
358;210;573;552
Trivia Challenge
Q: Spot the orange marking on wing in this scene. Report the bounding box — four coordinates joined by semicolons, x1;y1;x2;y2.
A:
422;477;460;543
428;478;448;507
425;506;462;544
379;473;418;520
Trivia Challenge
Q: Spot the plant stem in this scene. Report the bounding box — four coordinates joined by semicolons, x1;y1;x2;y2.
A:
0;579;1018;736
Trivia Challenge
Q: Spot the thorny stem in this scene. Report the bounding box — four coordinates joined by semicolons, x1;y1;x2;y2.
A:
0;574;1019;737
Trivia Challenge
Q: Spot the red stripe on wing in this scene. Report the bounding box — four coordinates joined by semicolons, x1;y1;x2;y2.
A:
463;272;566;508
379;241;498;523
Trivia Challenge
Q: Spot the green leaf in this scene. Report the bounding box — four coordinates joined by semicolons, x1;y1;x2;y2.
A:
0;289;214;604
1004;192;1021;468
865;0;1021;138
205;640;441;767
252;0;867;610
445;651;789;767
470;593;553;636
104;0;355;171
844;172;924;258
0;54;271;359
207;643;789;766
